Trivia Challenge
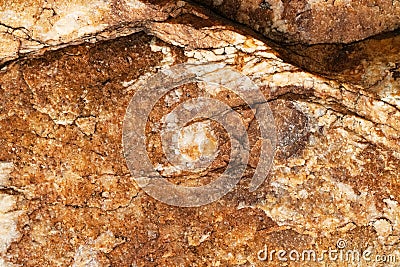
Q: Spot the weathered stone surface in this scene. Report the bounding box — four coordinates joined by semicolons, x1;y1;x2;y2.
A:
0;0;400;266
194;0;400;44
0;0;187;65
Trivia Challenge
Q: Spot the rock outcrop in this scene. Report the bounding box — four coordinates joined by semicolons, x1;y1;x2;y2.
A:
0;0;399;266
194;0;400;44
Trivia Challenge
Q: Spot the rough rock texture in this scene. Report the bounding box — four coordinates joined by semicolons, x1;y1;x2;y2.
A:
193;0;400;44
0;0;191;65
0;0;400;266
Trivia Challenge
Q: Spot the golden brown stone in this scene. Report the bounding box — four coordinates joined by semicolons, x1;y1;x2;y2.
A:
0;1;399;266
193;0;400;44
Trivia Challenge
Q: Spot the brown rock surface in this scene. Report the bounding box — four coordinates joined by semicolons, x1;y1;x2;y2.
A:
0;0;400;266
193;0;400;44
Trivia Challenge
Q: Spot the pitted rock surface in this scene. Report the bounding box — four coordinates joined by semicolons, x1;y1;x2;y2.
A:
0;1;400;266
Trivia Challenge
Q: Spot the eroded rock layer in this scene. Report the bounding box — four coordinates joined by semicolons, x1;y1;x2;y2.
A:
0;0;399;266
194;0;400;44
